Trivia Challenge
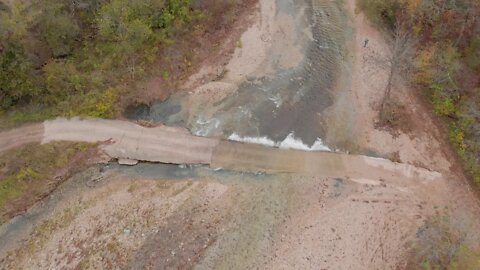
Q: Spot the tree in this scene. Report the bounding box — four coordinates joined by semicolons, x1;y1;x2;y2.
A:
43;59;84;104
36;1;80;58
0;1;36;41
357;0;398;30
0;2;8;12
381;21;415;119
0;43;37;109
367;19;415;124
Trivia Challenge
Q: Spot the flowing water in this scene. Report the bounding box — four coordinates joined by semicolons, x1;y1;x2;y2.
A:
125;0;348;149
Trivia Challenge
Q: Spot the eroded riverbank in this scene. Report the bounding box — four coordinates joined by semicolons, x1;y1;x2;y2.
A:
126;0;350;150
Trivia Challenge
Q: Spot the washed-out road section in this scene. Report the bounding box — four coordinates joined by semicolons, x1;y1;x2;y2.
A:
1;118;441;185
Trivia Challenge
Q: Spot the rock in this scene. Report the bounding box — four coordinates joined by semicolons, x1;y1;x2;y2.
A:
118;158;139;166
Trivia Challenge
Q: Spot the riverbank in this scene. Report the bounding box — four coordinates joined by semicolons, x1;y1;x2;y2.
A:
343;0;480;265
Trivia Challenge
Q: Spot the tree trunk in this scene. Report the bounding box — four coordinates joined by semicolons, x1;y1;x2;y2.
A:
380;64;396;121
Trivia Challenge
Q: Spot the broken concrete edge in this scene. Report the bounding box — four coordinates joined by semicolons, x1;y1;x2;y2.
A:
117;158;139;166
0;117;443;182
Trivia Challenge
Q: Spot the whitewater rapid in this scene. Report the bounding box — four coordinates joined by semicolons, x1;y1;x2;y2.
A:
228;132;331;152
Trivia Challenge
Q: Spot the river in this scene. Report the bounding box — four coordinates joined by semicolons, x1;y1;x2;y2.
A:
125;0;349;150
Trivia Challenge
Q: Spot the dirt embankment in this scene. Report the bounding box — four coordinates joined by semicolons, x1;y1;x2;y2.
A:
338;0;480;265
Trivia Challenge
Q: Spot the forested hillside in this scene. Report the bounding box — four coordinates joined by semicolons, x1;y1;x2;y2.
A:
358;0;480;185
0;0;245;125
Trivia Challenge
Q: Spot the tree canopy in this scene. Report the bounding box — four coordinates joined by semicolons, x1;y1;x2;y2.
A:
358;0;480;185
0;0;196;112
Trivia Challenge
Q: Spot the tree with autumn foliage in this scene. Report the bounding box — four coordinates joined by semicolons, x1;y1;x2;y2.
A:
359;0;480;185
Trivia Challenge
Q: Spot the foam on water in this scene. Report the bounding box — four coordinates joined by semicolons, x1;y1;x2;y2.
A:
228;133;276;147
193;117;221;137
228;132;331;151
279;132;331;151
268;94;283;108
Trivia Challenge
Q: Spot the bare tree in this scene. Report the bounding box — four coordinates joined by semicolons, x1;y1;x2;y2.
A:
366;19;416;124
380;20;415;121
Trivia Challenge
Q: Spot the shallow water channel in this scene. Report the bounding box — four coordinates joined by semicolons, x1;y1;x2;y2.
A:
125;0;348;149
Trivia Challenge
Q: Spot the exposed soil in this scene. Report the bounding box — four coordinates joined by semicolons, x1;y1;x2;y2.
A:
0;123;43;153
0;167;432;270
338;0;480;263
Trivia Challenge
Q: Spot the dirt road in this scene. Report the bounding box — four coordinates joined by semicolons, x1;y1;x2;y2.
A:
43;118;219;165
0;123;43;153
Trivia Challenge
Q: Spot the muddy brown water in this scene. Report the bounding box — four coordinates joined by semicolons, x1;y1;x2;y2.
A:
125;0;348;147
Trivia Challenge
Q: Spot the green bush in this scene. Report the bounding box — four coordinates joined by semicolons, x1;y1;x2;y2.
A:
43;60;85;104
74;89;119;118
449;126;466;157
465;36;480;71
36;1;80;57
356;0;398;30
0;42;37;109
407;213;480;270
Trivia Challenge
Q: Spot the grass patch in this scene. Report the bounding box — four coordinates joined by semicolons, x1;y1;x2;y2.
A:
406;213;480;270
127;183;139;193
0;142;93;224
